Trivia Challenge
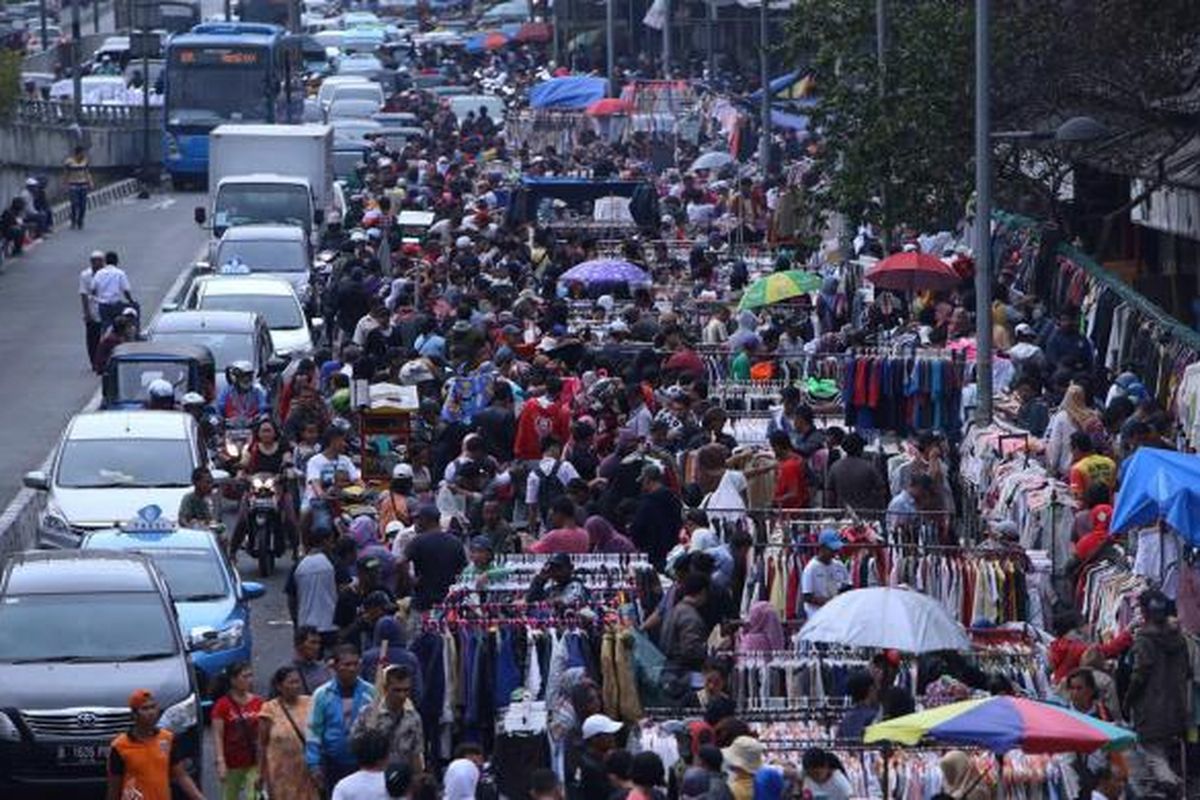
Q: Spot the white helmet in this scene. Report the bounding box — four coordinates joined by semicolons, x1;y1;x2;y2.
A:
181;392;205;407
148;379;174;400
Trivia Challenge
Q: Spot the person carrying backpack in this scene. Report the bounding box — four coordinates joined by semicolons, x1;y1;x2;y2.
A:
525;436;579;532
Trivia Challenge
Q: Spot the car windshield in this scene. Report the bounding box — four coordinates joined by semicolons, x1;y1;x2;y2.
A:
214;184;311;230
165;50;270;127
198;293;303;330
115;361;190;403
333;86;381;103
333;149;366;179
0;592;178;662
146;549;228;600
328;99;379;119
151;332;254;368
57;438;193;488
216;241;307;272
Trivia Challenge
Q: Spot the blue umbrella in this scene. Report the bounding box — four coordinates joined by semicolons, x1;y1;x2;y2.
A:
1110;448;1200;541
558;259;651;287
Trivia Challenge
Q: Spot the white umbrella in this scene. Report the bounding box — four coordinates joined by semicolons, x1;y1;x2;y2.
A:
690;151;735;172
798;587;971;653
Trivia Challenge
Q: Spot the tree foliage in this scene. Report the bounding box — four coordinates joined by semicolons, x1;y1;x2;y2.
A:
786;0;1200;236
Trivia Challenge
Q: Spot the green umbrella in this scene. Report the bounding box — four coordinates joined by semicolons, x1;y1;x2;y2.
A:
738;270;823;310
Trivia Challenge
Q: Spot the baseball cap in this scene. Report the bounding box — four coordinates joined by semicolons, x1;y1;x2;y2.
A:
384;520;405;538
1014;322;1033;337
363;590;397;613
818;529;844;552
392;463;414;480
469;535;494;552
581;714;623;739
128;689;155;710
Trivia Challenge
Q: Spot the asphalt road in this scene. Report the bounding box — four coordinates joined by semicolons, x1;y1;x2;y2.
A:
0;190;209;508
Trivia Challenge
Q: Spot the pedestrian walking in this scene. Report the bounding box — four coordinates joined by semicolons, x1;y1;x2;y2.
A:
258;666;319;800
79;250;103;366
106;689;205;800
91;250;135;331
305;644;377;794
64;144;92;229
211;662;263;800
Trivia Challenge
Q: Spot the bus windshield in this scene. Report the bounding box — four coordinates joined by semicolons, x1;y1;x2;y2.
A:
166;45;270;127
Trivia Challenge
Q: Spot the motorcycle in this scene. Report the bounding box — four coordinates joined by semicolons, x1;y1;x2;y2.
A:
217;426;253;501
245;471;285;578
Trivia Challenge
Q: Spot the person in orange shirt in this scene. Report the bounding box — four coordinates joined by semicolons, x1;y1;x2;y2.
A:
107;689;204;800
770;431;809;509
1068;432;1116;500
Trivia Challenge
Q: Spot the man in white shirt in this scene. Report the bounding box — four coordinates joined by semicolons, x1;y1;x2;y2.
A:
79;251;103;365
331;726;391;800
304;428;361;510
90;250;134;330
801;529;850;618
525;436;579;530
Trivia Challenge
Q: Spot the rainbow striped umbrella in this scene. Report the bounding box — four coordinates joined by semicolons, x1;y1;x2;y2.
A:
864;696;1136;755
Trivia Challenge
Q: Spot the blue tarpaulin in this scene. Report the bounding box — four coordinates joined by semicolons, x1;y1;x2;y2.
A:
750;71;820;103
770;108;808;132
529;75;607;109
1110;448;1200;541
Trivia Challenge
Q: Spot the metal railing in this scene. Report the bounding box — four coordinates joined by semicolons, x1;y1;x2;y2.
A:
15;98;162;127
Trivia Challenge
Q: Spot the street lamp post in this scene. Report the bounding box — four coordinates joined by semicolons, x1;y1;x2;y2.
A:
973;0;992;424
758;0;769;172
37;0;48;52
605;0;614;95
661;0;670;78
70;0;83;123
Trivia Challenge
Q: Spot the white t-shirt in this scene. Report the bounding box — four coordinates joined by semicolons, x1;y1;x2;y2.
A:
304;452;360;504
79;267;99;321
803;771;853;800
332;769;390;800
525;457;580;506
91;265;131;304
801;557;849;618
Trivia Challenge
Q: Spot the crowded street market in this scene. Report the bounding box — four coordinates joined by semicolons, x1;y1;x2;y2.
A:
0;2;1199;800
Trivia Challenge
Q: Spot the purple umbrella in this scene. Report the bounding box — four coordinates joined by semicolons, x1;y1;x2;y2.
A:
558;259;652;287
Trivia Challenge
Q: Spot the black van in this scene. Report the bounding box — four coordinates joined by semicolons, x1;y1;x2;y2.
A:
0;550;202;793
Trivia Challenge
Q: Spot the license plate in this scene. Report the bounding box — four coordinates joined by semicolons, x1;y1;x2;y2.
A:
57;744;109;765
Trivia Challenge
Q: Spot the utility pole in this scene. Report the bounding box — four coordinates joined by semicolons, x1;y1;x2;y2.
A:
973;0;993;423
93;0;100;34
70;0;83;123
605;0;613;96
758;0;769;172
37;0;48;52
705;0;714;80
660;0;669;78
875;0;888;250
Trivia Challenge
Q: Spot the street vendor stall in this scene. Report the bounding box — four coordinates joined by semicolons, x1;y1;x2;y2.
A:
353;381;419;484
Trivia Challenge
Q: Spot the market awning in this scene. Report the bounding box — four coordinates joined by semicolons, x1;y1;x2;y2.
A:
529;75;608;109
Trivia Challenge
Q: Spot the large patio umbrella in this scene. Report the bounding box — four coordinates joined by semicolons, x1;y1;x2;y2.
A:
1110;448;1200;539
797;586;971;653
864;696;1136;754
865;251;962;293
558;259;652;287
737;270;823;310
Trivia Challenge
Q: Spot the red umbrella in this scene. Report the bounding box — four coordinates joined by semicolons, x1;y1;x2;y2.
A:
585;97;632;117
515;21;553;43
483;31;510;50
864;251;962;293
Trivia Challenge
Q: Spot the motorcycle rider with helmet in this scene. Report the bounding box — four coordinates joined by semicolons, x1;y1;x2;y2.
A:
216;361;268;425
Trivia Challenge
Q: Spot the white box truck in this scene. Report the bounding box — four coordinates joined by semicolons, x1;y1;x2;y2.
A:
195;124;335;245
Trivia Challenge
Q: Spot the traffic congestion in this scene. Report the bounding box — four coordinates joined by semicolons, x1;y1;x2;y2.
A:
1;2;1199;800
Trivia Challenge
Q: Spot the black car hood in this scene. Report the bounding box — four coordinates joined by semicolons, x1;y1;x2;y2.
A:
0;657;192;710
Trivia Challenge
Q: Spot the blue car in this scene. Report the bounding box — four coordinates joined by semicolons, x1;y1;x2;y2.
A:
81;524;265;704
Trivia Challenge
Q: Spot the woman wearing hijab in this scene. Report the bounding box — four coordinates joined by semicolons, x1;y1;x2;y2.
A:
736;602;785;653
586;515;636;553
443;744;484;800
1045;384;1104;476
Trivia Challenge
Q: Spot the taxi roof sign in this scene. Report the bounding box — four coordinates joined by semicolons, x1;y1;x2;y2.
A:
120;504;177;533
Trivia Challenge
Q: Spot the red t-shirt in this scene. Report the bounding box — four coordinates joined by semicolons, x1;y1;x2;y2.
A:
528;527;590;554
211;694;263;769
773;454;809;509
